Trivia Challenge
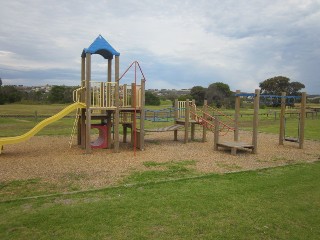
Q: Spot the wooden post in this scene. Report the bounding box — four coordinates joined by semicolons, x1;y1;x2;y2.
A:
108;59;112;82
299;92;306;149
114;56;120;153
234;90;240;141
79;56;86;147
106;60;112;148
123;84;127;107
279;92;286;145
191;99;196;141
252;89;260;154
213;116;219;151
184;99;190;143
139;79;146;150
202;99;207;142
174;99;178;141
85;53;92;154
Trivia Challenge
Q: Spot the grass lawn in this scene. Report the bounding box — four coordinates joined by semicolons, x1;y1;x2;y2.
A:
0;162;319;239
1;103;319;140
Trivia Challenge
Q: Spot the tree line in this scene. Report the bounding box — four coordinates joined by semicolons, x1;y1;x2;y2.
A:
0;76;306;107
0;83;77;105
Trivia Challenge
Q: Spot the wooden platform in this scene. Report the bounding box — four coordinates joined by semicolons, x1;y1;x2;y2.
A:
216;141;254;156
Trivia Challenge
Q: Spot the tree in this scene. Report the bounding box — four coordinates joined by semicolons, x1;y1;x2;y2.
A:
145;91;160;106
206;82;232;108
48;85;75;103
190;86;206;106
0;78;2;87
178;94;193;101
259;76;305;96
0;85;22;104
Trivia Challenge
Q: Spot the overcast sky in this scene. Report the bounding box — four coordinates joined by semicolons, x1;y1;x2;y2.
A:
1;0;319;93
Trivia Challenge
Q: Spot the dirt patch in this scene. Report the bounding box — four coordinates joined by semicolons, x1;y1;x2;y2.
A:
0;130;319;189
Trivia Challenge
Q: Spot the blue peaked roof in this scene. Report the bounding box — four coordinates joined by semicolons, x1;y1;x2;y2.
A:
81;35;120;59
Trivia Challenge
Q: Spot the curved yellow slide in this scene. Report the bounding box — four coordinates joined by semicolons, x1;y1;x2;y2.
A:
0;102;86;153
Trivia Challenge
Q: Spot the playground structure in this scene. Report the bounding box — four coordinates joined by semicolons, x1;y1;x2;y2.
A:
211;90;307;155
213;89;260;155
74;35;146;153
278;92;306;148
0;35;308;156
0;35;146;154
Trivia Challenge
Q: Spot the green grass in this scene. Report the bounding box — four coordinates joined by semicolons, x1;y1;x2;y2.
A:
1;103;319;140
0;162;320;239
123;160;198;184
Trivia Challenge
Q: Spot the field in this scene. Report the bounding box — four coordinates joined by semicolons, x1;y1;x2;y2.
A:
0;102;320;239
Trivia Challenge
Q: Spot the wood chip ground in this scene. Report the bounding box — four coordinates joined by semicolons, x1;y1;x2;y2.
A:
0;130;319;189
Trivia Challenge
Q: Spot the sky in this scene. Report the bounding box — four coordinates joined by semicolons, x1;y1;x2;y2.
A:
0;0;320;94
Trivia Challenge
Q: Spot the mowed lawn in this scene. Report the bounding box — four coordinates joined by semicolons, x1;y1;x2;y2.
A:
1;162;320;239
0;103;320;140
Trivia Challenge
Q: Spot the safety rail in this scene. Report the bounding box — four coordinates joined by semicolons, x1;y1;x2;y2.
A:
190;111;235;136
91;81;117;109
73;87;86;103
119;84;142;108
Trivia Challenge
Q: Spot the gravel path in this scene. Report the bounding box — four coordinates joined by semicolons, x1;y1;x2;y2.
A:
0;130;319;188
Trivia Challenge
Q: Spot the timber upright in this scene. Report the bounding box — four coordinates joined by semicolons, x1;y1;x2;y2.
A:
76;35;146;154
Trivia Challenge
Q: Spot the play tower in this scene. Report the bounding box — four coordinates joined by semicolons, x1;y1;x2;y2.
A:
75;35;145;153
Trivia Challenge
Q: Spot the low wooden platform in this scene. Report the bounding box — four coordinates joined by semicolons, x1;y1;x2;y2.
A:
216;141;254;156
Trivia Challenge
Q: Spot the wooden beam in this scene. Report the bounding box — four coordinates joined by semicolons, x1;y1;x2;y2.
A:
202;99;207;142
139;79;146;150
279;92;286;145
213;116;219;151
114;56;120;153
252;89;260;154
299;92;306;149
174;99;178;141
85;53;92;154
234;90;240;141
184;99;190;143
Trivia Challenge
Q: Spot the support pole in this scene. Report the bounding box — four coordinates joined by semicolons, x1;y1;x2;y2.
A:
184;99;190;143
279;92;286;145
299;92;306;149
202;99;207;142
79;56;86;147
191;99;196;141
213;116;219;151
114;56;120;153
234;90;240;141
106;60;112;148
139;79;146;150
108;59;112;82
85;53;92;154
174;99;178;141
252;89;260;154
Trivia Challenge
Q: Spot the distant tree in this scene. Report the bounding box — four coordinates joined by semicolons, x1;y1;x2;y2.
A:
206;82;232;108
145;91;160;106
178;94;193;101
166;92;179;105
259;76;305;96
0;85;22;104
190;86;206;106
48;85;75;103
0;78;2;87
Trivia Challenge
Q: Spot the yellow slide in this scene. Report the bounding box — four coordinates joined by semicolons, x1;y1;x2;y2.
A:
0;102;86;153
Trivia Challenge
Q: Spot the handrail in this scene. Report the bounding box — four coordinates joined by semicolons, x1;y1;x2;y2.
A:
73;87;86;103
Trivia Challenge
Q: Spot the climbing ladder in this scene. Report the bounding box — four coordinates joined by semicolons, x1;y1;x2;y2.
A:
69;107;81;148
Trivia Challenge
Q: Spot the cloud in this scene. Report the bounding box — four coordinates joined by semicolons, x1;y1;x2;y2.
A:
0;0;319;93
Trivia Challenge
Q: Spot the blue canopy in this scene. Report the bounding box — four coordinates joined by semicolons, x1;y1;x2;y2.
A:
81;35;120;59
